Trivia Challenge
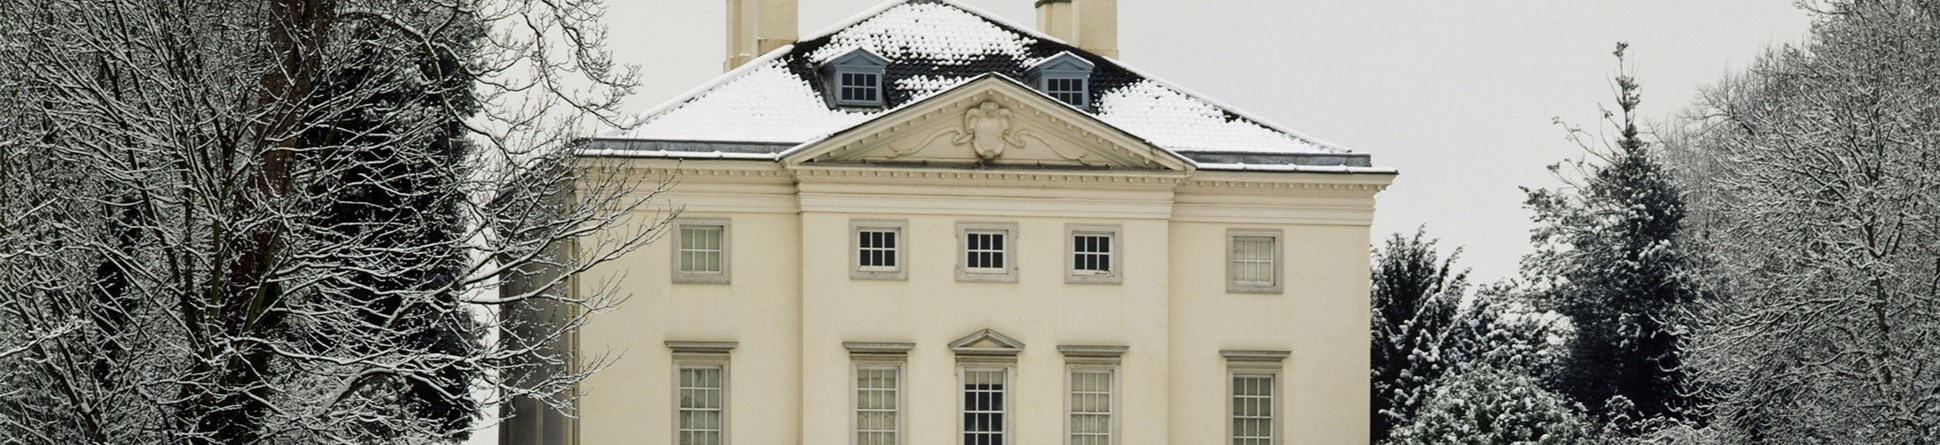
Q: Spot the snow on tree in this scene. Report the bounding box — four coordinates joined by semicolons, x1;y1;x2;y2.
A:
1373;230;1570;442
1385;366;1593;445
1521;42;1705;428
1663;0;1940;442
0;0;658;443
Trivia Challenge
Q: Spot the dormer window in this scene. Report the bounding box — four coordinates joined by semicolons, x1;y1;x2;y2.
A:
1026;51;1096;109
820;49;890;107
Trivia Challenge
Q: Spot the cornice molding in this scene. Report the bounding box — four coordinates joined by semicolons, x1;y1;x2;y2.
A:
843;341;916;356
666;340;739;354
1182;179;1388;192
1057;345;1129;358
1220;349;1291;363
790;164;1187;185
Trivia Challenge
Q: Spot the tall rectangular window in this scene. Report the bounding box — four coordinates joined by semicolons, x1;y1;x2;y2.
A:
848;342;913;445
1066;224;1122;284
1230;374;1275;445
856;366;900;445
1222;349;1286;445
851;220;907;280
678;365;725;445
1068;369;1114;445
962;368;1007;445
956;222;1018;282
674;219;731;284
1226;229;1282;293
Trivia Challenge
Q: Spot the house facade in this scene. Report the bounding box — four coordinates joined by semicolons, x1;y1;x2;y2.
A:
504;1;1394;444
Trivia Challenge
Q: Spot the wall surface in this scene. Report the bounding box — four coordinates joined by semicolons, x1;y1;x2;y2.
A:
562;151;1386;445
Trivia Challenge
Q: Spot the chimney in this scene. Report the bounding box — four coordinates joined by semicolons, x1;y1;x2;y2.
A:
1035;0;1117;58
725;0;798;71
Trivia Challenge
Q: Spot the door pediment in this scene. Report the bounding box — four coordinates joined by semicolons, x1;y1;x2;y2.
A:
782;75;1192;171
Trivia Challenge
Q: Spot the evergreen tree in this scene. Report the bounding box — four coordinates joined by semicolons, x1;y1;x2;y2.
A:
1522;42;1703;427
1370;230;1467;441
1386;366;1592;445
1372;231;1569;441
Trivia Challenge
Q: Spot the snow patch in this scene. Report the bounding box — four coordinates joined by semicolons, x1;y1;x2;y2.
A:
1095;81;1342;154
895;75;972;99
808;3;1036;65
620;60;881;143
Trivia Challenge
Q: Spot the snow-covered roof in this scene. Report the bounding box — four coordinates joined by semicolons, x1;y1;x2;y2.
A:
602;0;1380;170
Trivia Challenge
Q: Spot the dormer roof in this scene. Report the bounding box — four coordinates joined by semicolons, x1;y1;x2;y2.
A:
589;0;1388;173
1026;51;1094;74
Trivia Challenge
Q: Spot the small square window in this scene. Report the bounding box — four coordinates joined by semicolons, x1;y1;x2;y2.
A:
838;71;882;106
851;219;908;281
1226;229;1282;294
956;222;1018;282
673;218;731;284
1066;224;1122;285
1045;77;1088;108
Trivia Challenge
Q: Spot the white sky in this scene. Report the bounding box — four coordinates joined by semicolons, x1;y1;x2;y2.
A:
601;0;1815;282
470;3;1816;441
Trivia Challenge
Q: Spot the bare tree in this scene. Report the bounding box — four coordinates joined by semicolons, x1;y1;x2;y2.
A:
0;0;662;443
1666;1;1940;443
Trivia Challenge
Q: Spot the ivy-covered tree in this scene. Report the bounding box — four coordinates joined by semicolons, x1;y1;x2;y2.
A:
1521;42;1704;427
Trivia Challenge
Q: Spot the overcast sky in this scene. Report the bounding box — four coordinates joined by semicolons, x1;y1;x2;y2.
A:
603;1;1815;281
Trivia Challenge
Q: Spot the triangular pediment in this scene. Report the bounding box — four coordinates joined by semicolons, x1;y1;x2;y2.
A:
949;328;1025;356
782;75;1193;171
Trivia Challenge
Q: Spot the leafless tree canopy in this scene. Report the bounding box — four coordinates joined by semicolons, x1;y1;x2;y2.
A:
0;0;661;443
1667;0;1940;442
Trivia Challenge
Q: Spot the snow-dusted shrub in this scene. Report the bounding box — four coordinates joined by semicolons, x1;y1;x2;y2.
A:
1386;366;1591;445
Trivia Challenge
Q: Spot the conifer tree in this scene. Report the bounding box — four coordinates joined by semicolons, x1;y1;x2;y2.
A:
1521;42;1703;427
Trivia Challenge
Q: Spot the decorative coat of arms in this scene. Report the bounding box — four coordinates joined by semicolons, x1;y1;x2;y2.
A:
884;99;1093;165
954;101;1024;160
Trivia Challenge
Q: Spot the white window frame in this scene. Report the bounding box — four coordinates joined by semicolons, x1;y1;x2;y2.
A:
1060;345;1126;445
673;218;732;284
846;342;911;445
669;341;737;445
850;219;908;281
1065;224;1122;284
1225;228;1283;294
955;222;1019;283
1222;350;1288;445
957;365;1014;445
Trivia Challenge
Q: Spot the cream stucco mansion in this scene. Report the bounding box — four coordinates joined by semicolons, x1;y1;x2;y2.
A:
503;1;1394;444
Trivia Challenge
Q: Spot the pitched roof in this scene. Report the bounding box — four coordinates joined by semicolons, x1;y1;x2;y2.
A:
591;0;1385;171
